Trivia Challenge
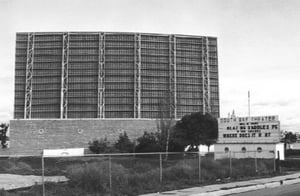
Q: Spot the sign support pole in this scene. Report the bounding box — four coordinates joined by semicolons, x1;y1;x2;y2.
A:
198;153;201;183
42;153;45;196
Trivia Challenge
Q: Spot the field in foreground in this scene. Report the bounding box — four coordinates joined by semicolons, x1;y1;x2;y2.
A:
0;152;283;196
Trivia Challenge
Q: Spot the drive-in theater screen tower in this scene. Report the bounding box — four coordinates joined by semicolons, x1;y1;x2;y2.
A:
10;32;219;154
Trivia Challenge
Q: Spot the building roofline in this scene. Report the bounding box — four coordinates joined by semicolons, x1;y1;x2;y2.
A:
10;118;181;121
16;31;218;39
216;142;281;144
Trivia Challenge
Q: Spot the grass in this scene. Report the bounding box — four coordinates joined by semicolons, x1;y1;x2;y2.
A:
0;159;33;175
0;154;281;196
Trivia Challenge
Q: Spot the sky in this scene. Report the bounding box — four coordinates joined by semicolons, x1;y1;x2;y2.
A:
0;0;299;131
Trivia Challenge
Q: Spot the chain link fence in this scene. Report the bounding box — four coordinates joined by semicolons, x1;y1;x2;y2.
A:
0;151;277;195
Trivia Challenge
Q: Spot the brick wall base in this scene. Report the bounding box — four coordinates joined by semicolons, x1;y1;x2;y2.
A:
4;119;157;155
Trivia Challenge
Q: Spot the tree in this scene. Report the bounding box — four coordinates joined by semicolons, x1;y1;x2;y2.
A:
135;132;163;153
282;131;297;144
172;112;218;151
156;97;176;157
281;131;297;148
88;137;116;154
114;132;135;153
0;123;9;149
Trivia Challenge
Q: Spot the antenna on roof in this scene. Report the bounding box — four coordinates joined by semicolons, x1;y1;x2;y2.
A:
248;91;251;118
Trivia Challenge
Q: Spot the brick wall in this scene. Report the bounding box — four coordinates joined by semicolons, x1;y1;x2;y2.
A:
6;119;157;155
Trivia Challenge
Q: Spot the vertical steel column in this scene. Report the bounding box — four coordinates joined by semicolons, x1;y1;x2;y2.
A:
169;35;177;119
201;37;211;114
60;33;69;119
98;33;105;118
134;34;141;118
198;152;201;183
24;33;35;119
109;155;112;191
42;154;45;196
159;153;163;183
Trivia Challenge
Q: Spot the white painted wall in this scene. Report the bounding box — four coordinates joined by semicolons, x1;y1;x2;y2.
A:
275;143;285;160
215;143;277;159
290;142;300;149
199;144;214;155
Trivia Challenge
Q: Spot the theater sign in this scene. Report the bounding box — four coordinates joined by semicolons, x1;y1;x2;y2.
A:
218;115;280;143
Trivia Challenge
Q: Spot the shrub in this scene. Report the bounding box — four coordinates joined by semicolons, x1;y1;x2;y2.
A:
285;149;300;157
66;161;129;194
0;123;9;149
281;159;300;170
0;189;8;196
0;183;88;196
114;132;135;153
67;162;109;193
9;162;33;175
135;132;163;153
231;160;256;178
125;168;161;195
132;162;153;173
163;161;196;181
0;160;33;175
201;158;229;181
88;138;117;154
43;183;89;196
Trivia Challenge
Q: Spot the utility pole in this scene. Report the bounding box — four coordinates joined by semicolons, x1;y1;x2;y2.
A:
248;91;251;118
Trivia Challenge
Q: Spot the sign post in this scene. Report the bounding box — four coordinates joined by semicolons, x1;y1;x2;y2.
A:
42;153;45;196
42;148;84;196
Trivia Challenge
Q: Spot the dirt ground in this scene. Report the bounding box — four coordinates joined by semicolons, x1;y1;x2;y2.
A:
0;174;68;190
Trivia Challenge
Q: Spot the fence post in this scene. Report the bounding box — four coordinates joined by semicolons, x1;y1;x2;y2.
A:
198;152;201;183
159;153;162;184
277;151;281;173
255;151;258;173
273;151;276;172
42;154;45;196
109;155;112;192
229;151;232;177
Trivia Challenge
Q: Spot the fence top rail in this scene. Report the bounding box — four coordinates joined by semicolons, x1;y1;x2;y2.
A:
42;151;201;158
0;154;41;158
0;149;276;159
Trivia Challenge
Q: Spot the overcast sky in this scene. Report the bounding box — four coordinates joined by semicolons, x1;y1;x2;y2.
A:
0;0;299;131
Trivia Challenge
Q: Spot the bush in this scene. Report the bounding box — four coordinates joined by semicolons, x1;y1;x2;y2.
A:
114;132;135;153
132;162;153;173
67;162;109;193
66;160;162;195
0;155;279;195
125;168;161;195
9;162;33;175
66;161;129;194
88;138;117;154
0;123;9;149
164;161;196;181
201;158;229;181
285;149;300;157
38;183;85;196
0;160;33;175
281;159;300;170
0;183;89;196
135;132;163;153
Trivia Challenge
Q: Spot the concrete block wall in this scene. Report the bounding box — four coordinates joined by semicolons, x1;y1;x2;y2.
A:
215;143;276;159
5;119;157;155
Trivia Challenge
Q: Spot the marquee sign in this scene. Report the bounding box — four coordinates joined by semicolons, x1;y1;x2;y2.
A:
218;115;280;143
43;148;84;157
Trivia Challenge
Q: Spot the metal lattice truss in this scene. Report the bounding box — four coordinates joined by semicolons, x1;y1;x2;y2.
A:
134;34;141;118
202;37;211;114
60;33;69;119
24;33;35;119
169;35;177;119
98;33;105;118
